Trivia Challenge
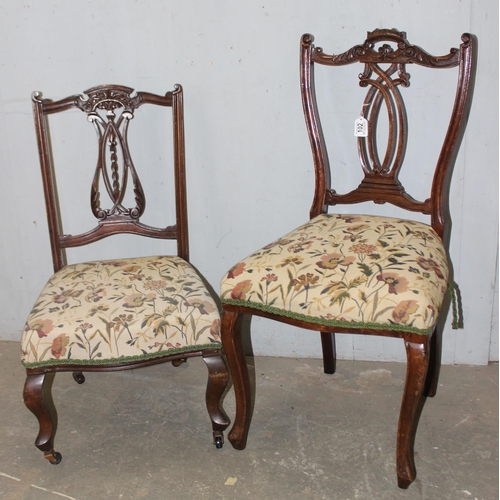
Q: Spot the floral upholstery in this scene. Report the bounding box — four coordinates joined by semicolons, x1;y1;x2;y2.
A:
21;255;221;368
221;214;450;335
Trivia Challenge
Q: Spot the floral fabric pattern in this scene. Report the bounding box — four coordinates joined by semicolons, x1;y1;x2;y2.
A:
21;255;221;368
221;214;449;335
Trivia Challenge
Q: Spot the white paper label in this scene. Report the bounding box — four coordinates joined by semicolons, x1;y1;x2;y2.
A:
354;116;368;137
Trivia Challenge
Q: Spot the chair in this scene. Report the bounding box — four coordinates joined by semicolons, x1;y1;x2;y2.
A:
21;84;229;464
220;29;476;488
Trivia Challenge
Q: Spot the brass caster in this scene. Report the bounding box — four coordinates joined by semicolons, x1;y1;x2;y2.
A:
45;451;62;465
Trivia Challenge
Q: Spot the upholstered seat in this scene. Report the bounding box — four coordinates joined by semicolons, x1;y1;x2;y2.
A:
22;255;221;368
221;214;449;335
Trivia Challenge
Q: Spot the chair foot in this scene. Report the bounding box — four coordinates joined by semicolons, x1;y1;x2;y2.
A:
397;475;412;490
44;450;62;465
72;371;85;384
213;431;224;449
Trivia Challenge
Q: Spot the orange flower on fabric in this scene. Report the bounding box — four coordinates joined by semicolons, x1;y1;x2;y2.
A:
349;243;377;255
277;256;304;267
210;319;221;341
416;257;445;279
261;273;278;283
316;253;355;270
144;280;167;291
291;273;320;291
25;319;54;338
184;299;216;315
392;300;419;324
123;293;155;308
51;333;69;359
227;262;246;279
376;273;409;294
231;280;253;300
52;289;83;304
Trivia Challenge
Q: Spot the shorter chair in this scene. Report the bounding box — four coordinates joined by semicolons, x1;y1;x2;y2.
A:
220;29;476;488
21;84;229;464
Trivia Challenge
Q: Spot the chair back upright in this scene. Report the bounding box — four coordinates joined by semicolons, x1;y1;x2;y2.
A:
32;84;188;273
300;29;476;246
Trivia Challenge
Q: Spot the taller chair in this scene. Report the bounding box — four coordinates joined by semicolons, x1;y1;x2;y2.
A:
220;29;476;488
21;84;229;464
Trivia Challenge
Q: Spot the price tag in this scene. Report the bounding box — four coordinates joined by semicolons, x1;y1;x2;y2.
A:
354;116;368;137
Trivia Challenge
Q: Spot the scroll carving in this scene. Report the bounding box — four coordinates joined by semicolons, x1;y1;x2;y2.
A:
302;29;464;214
77;86;146;222
311;28;460;69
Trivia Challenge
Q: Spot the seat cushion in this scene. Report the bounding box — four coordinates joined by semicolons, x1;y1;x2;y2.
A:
21;255;221;368
221;214;449;335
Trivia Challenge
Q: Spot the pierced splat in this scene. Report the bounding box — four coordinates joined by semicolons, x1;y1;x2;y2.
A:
32;84;186;270
77;86;146;222
302;28;473;233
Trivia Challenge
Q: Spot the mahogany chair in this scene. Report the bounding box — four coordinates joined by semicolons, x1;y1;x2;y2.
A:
21;84;229;464
220;29;476;488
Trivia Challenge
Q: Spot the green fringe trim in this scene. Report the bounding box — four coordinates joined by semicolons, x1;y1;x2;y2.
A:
448;281;460;330
221;299;434;336
21;342;221;370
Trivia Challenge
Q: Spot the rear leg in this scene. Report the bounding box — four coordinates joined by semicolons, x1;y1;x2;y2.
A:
320;332;336;374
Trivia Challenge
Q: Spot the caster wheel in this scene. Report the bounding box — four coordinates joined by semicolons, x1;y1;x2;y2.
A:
72;371;85;384
172;358;187;367
214;436;223;449
46;451;62;465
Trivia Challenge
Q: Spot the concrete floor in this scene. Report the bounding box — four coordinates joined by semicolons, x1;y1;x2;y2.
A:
0;340;497;500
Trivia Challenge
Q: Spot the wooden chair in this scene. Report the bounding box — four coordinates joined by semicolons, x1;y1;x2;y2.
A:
22;84;229;464
220;29;476;488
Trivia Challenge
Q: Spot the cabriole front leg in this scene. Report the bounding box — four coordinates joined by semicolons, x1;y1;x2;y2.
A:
221;309;252;450
23;371;61;464
396;339;430;488
203;352;230;448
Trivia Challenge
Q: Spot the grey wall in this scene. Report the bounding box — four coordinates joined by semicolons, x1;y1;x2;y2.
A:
0;0;498;365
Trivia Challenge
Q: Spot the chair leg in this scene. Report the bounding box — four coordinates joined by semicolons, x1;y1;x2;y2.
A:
23;371;61;464
203;352;230;448
425;327;441;397
221;309;252;450
396;339;430;489
320;332;336;374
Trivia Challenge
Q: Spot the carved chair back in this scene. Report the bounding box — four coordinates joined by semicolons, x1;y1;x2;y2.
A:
32;84;188;273
301;29;476;245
